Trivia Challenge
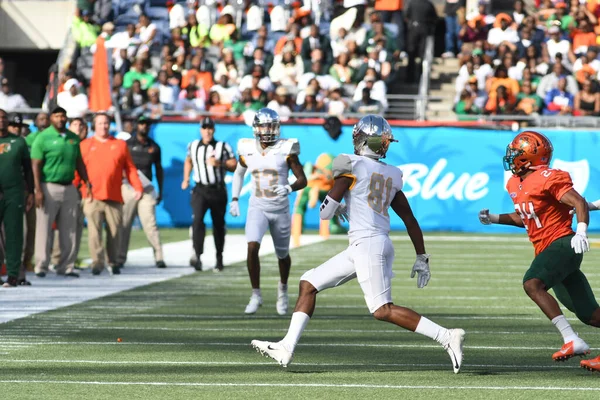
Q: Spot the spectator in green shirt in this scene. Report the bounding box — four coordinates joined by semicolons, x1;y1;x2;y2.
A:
232;89;264;115
223;31;248;62
455;90;482;120
30;107;91;278
546;3;576;31
515;80;544;115
0;109;34;287
123;58;155;90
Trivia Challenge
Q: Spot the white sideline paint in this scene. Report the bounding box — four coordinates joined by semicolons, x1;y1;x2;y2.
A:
0;380;599;391
0;359;582;370
1;340;598;351
0;234;324;324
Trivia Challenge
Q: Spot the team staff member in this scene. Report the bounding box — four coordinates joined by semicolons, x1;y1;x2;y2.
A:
117;116;166;269
23;113;48;272
80;113;143;276
182;117;236;272
50;117;89;267
31;107;90;278
7;113;29;136
34;112;49;132
3;113;35;277
0;109;34;287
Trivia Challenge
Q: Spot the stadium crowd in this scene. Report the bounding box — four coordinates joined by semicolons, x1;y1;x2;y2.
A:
15;0;417;122
452;0;600;118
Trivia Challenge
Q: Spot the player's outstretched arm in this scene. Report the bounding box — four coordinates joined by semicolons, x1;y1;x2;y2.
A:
586;199;600;212
391;190;426;255
479;209;525;228
391;191;430;288
561;189;590;253
319;176;352;220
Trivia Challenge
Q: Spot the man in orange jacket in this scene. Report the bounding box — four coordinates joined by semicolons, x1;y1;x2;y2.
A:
80;112;143;275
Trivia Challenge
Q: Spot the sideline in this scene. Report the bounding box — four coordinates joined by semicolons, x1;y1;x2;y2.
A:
0;234;324;324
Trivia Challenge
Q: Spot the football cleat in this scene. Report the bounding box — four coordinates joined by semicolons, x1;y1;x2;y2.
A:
444;329;465;374
244;294;263;314
552;338;590;362
276;289;288;316
581;355;600;372
251;340;293;367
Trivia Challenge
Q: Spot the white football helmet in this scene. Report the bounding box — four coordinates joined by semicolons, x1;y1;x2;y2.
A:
252;107;281;144
352;115;396;159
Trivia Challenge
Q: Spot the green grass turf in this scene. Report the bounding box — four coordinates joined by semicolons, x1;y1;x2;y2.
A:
2;233;600;399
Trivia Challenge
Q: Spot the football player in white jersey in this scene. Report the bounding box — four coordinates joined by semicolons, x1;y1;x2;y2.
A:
250;115;466;373
230;108;307;315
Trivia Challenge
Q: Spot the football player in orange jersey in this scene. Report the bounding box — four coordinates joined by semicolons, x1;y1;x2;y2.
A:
479;131;600;372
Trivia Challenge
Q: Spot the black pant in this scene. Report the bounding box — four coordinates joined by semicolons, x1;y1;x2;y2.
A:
191;185;227;258
406;23;430;83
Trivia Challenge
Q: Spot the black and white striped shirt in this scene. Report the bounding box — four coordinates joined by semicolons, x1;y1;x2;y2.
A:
187;139;234;186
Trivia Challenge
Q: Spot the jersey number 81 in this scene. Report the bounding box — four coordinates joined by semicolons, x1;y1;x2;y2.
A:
368;173;393;216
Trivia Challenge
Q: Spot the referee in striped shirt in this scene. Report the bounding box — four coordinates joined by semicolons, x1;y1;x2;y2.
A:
182;117;237;272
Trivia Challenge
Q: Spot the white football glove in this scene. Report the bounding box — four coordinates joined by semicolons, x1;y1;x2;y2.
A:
229;200;240;217
479;209;492;225
272;184;292;197
571;222;590;254
411;254;431;289
334;203;349;223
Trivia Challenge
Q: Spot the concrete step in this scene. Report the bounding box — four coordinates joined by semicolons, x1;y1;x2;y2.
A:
427;102;453;112
428;90;455;100
435;57;460;69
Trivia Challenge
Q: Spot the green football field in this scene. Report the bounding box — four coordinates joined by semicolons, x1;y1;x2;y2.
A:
2;230;600;399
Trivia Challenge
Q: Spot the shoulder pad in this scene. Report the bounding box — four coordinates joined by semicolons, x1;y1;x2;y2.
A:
237;138;255;157
332;154;353;179
279;138;300;156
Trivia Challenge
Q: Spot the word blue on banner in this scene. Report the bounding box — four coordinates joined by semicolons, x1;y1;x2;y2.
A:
150;123;600;233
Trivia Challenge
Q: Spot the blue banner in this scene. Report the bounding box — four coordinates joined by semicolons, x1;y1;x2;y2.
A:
151;123;600;232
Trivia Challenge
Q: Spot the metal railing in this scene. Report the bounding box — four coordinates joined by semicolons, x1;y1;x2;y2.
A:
416;36;435;121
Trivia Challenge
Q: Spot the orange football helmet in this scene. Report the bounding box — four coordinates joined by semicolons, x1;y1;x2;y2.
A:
503;131;553;175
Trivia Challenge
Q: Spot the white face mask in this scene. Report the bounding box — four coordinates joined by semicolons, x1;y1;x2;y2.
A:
521;39;531;47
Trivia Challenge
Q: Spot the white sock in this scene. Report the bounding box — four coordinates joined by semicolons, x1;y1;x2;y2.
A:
552;315;578;344
278;282;288;292
252;288;262;297
281;312;310;352
415;317;451;346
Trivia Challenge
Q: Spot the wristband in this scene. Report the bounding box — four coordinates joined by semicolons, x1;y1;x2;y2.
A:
576;222;588;235
590;200;600;211
489;213;500;224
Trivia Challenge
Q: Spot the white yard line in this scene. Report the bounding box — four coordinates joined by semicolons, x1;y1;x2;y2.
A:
0;340;597;351
0;359;582;370
0;234;324;324
0;380;598;391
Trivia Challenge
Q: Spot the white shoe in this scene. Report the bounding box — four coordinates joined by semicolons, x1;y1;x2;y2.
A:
244;294;262;314
251;340;293;367
276;289;288;316
444;329;465;374
441;51;455;59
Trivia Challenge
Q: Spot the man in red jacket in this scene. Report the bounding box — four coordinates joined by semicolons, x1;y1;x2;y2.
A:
80;113;143;275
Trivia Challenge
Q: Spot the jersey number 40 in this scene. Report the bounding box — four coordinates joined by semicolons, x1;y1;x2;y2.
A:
368;173;393;216
514;202;543;230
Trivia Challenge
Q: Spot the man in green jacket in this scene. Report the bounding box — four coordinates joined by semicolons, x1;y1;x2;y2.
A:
0;109;34;287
